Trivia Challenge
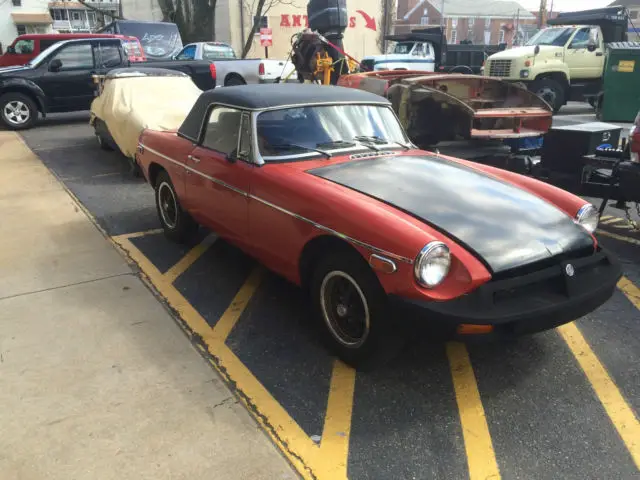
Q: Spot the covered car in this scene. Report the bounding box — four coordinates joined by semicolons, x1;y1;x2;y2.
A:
90;67;202;168
134;83;621;369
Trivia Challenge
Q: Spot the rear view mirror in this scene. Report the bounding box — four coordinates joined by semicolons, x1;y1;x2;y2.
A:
49;58;62;72
534;45;540;55
587;42;597;52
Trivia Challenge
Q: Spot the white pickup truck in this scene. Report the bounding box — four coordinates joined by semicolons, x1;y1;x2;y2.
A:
360;40;437;72
173;41;297;86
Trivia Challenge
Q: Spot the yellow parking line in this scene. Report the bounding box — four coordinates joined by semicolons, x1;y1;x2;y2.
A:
597;230;640;246
602;217;624;225
319;360;356;479
618;277;640;309
600;215;613;221
446;342;501;480
163;234;217;283
113;229;163;241
558;323;640;470
212;266;263;341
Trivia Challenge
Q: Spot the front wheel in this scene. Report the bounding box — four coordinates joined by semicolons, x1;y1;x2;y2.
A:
310;250;403;369
531;78;565;113
155;170;198;243
0;92;37;130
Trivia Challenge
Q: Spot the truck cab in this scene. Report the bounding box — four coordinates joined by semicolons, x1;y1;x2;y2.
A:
361;40;436;72
483;6;628;112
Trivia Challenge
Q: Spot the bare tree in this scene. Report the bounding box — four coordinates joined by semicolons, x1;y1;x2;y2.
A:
240;0;297;58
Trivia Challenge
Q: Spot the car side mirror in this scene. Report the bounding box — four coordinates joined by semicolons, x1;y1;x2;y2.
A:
6;46;15;54
49;58;62;72
226;150;237;163
534;45;540;55
587;42;597;52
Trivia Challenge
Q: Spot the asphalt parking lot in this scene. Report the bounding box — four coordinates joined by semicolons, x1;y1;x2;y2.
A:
18;109;640;480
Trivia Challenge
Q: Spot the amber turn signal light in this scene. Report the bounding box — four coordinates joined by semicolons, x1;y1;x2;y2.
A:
456;324;494;335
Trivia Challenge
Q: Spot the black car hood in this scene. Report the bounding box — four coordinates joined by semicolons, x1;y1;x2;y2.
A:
308;155;594;274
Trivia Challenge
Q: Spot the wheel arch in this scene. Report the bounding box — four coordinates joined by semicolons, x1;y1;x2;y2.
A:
298;235;366;290
534;71;570;94
147;162;166;187
224;72;246;85
0;83;46;114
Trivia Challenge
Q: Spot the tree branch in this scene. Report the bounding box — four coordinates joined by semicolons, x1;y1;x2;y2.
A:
77;0;124;20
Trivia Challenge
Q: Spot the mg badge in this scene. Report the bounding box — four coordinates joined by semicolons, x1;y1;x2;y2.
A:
565;264;575;277
602;132;611;142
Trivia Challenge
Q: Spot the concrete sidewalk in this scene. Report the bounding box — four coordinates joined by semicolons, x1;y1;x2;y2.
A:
0;131;297;480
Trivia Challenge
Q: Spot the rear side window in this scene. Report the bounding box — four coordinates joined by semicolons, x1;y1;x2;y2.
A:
202;106;243;154
39;39;60;51
98;43;122;67
203;43;236;60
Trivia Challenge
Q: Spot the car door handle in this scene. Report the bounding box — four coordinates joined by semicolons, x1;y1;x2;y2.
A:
188;155;201;163
596;52;603;56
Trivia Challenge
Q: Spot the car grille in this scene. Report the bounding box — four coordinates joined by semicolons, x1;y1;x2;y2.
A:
360;59;375;72
488;59;512;77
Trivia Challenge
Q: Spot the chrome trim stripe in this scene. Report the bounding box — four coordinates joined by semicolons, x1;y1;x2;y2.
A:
140;143;413;264
141;144;248;197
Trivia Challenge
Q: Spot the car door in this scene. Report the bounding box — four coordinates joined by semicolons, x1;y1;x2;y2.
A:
565;27;602;79
184;106;252;246
36;41;98;112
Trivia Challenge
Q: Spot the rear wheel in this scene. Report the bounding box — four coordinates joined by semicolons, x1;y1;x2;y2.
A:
310;249;403;369
155;170;198;243
0;92;37;130
531;78;565;113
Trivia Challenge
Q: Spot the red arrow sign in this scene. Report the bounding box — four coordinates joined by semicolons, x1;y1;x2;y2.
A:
357;10;377;31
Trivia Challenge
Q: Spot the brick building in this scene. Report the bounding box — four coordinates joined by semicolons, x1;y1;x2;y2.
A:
395;0;536;46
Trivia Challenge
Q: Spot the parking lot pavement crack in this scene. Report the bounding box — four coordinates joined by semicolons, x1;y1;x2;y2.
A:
0;272;134;302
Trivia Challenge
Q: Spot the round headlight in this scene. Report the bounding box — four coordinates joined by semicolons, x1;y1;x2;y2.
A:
414;242;451;288
575;204;599;233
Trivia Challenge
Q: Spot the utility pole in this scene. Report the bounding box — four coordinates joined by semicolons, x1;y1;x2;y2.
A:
440;0;445;27
538;0;547;29
515;8;519;45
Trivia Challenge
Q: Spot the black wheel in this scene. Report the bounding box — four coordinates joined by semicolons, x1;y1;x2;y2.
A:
0;92;37;130
310;249;403;369
155;170;198;242
531;78;565;113
225;75;246;86
96;131;113;151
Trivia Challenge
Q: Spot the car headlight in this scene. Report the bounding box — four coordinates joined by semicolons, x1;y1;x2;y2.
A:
414;242;451;288
575;204;599;233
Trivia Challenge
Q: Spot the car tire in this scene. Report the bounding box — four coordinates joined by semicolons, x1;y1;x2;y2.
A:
309;249;403;370
96;131;113;151
155;170;198;243
0;92;38;130
225;75;246;86
531;78;565;113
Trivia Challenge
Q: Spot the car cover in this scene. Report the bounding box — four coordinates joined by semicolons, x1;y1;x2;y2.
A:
90;72;202;158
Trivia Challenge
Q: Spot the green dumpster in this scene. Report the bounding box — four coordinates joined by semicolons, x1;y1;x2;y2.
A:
599;42;640;122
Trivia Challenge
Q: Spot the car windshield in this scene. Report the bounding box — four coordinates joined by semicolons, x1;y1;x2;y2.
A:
256;104;408;160
525;27;575;46
203;43;236;59
392;42;415;54
26;42;63;66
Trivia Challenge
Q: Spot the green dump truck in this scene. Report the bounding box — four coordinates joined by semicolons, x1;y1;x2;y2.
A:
483;6;630;112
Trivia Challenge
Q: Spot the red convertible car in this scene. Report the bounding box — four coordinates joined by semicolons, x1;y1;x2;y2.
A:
135;84;621;368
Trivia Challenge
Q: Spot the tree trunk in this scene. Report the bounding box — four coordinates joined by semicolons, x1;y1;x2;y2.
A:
241;0;267;58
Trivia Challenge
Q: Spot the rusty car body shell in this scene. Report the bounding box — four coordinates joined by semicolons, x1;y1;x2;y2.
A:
337;71;553;147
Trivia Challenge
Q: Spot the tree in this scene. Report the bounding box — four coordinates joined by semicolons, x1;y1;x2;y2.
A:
240;0;297;58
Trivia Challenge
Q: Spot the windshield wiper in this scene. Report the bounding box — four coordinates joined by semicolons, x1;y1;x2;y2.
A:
353;135;411;150
270;143;332;158
316;140;357;149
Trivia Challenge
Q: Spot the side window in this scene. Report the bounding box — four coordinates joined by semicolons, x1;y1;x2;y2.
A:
202;106;243;155
589;27;600;47
237;113;253;160
176;45;196;60
14;39;34;54
99;43;122;67
39;39;59;51
51;43;94;70
413;43;424;56
569;28;590;49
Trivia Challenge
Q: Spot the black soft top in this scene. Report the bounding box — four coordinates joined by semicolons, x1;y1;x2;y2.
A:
178;83;390;142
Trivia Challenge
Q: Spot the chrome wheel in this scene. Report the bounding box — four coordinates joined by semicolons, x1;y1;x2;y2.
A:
157;181;178;229
3;100;30;125
320;271;370;348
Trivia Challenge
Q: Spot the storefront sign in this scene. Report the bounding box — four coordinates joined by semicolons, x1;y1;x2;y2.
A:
280;10;376;31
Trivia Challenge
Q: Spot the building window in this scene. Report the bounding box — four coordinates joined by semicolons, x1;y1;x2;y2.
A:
16;25;27;35
72;11;81;20
451;29;457;44
12;0;21;6
51;9;69;21
499;29;505;44
420;16;429;25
